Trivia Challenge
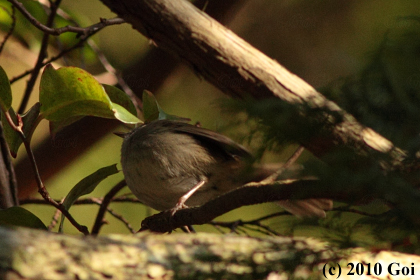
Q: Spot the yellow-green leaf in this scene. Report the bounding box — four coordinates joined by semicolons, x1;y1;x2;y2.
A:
142;90;190;123
40;65;114;122
111;102;141;124
59;164;119;232
0;65;12;112
39;65;141;131
102;84;138;117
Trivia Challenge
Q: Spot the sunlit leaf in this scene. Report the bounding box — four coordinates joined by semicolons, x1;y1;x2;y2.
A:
102;84;138;117
40;65;141;132
111;102;141;124
40;64;114;121
102;84;141;124
0;65;12;111
142;90;189;123
59;164;119;232
0;1;13;30
0;207;47;230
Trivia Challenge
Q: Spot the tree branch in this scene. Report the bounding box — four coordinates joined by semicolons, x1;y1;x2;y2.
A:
0;226;417;279
140;178;350;233
91;180;126;235
99;0;420;223
7;0;124;37
17;0;62;113
3;111;88;235
98;0;415;171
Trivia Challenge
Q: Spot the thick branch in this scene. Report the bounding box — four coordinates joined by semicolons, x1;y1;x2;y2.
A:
99;0;415;169
140;179;352;233
0;226;417;280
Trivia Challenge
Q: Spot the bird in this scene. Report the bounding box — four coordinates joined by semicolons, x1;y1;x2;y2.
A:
120;119;332;217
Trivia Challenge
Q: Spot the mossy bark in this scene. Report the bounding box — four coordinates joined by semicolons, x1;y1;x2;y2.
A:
0;226;417;279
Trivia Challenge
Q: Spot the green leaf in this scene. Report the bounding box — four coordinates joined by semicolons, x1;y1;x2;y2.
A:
40;64;114;121
142;90;189;122
102;84;138;117
59;164;119;232
103;84;141;124
111;102;142;124
2;103;41;158
0;207;47;230
142;90;160;122
0;65;12;112
0;1;13;28
39;65;141;132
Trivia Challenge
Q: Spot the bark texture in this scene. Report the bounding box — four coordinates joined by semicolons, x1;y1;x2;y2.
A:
0;226;417;280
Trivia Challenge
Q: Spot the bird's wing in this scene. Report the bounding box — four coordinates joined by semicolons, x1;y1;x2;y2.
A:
165;121;252;159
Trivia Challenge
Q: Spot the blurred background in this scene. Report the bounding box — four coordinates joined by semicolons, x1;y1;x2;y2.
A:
1;0;419;236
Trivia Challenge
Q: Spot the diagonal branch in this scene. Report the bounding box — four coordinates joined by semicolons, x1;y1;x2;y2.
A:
98;0;415;172
99;0;420;224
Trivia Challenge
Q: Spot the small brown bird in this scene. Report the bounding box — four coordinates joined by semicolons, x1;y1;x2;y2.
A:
120;119;332;217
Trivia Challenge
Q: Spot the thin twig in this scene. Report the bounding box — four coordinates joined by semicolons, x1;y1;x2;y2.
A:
20;196;141;205
0;4;16;55
7;0;124;36
260;146;305;184
76;197;136;233
48;197;64;231
48;207;61;231
91;180;126;235
210;211;291;232
242;223;280;236
103;206;136;234
17;0;62;113
10;35;88;84
4;111;89;234
9;21;123;85
22;196;136;233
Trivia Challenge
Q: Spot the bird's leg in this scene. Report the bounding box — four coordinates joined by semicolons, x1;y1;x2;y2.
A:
170;180;206;216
